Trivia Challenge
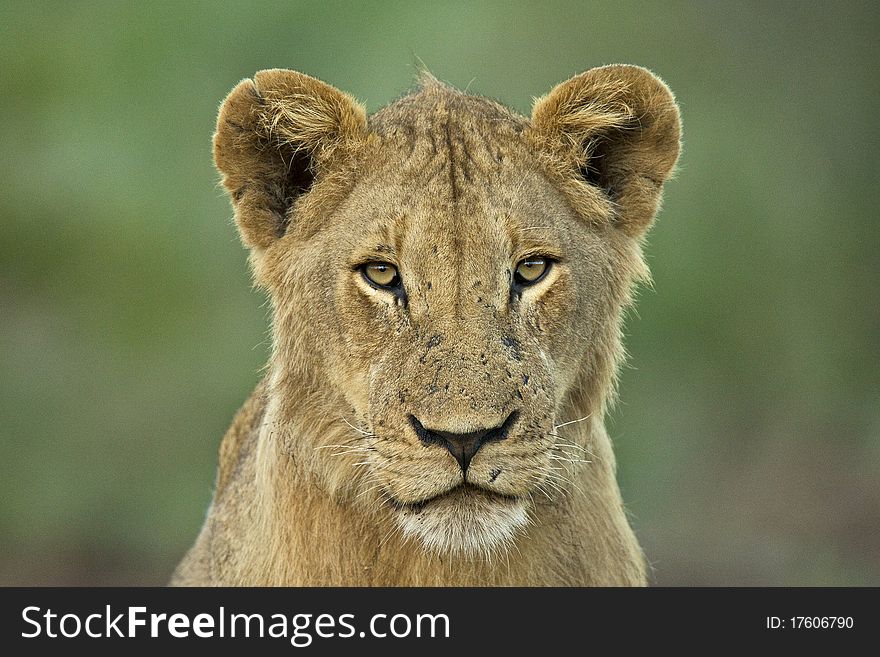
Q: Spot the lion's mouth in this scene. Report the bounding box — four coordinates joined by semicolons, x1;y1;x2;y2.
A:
386;482;519;513
385;481;530;556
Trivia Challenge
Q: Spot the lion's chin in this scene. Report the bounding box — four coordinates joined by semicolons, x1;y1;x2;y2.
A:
392;485;529;558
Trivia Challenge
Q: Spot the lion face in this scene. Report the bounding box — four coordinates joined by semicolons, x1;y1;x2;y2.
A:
325;146;616;555
213;67;680;557
282;94;625;556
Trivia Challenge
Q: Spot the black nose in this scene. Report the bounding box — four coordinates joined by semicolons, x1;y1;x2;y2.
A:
409;412;518;472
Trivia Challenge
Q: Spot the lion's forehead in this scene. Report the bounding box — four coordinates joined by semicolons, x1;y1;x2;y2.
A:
367;84;532;192
337;120;571;287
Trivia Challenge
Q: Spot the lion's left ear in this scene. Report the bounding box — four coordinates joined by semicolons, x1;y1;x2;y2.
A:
213;69;367;250
529;65;681;237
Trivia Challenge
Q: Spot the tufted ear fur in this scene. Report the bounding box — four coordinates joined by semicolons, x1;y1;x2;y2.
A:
530;65;681;237
213;69;367;249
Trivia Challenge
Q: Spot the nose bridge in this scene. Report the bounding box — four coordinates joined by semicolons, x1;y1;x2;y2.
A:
404;222;517;428
426;268;505;348
407;198;506;324
413;267;500;324
431;312;505;377
408;313;515;432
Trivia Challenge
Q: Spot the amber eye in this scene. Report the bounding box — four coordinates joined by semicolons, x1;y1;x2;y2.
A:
514;257;550;286
362;262;400;288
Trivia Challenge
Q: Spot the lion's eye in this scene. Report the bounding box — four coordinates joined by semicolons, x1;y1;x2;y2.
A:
513;257;550;286
362;262;400;288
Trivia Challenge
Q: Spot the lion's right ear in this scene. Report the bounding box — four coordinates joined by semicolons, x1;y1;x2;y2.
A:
529;65;681;237
213;69;367;249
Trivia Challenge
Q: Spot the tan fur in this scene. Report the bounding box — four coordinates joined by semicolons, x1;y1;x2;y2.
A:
171;65;681;586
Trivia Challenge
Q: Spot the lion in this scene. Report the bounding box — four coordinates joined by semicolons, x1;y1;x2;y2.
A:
171;64;681;586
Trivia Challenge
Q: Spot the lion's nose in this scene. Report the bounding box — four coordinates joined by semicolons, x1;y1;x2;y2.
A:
409;412;518;473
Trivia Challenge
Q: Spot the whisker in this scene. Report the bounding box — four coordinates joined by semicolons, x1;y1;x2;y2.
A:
552;447;594;460
544;476;572;492
527;476;554;501
356;483;385;500
541;469;587;500
379;515;402;548
315;445;376;454
536;481;554;498
549;455;592;464
315;446;378;460
339;415;371;436
552;437;584;453
549;439;588;450
314;435;377;449
554;414;592;430
549;439;596;459
540;475;567;495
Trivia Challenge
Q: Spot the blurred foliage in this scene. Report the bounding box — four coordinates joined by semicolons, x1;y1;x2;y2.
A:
0;0;877;585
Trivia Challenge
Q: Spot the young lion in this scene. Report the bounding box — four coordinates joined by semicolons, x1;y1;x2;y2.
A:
172;65;681;586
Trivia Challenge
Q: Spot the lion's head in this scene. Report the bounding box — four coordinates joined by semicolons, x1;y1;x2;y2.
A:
213;66;680;558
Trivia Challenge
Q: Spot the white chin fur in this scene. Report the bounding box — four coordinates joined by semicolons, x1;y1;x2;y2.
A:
394;488;529;558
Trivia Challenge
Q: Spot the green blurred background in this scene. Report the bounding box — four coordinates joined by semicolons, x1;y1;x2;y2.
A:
1;0;877;585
